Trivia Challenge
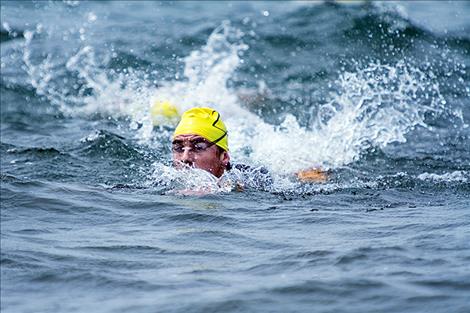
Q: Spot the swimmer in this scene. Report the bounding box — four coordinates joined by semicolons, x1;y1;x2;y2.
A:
172;107;229;177
171;107;327;189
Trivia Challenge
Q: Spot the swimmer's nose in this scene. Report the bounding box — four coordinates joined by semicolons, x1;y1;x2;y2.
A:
179;148;194;166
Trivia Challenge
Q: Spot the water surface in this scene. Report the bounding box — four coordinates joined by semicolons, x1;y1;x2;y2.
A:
1;1;469;312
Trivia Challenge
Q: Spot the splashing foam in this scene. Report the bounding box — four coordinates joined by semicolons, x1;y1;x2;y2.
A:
417;171;468;183
22;21;462;186
22;20;258;143
146;163;232;194
249;61;451;174
22;27;152;121
145;21;258;142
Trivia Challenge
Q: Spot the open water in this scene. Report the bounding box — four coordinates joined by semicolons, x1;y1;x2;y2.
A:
1;1;470;312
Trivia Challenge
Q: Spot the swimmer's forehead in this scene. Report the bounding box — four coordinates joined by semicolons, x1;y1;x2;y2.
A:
173;134;207;142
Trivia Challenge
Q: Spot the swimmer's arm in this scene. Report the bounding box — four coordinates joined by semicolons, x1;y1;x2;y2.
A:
296;167;329;183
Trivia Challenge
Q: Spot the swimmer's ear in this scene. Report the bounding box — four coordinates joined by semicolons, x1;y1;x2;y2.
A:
220;151;230;168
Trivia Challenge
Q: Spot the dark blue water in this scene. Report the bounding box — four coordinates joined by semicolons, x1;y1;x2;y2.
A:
1;1;470;312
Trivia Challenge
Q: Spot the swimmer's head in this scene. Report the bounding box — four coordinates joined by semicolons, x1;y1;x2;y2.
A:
173;107;228;151
151;100;180;125
172;107;230;177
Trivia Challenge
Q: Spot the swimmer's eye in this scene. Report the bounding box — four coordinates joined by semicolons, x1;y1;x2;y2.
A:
171;144;185;153
193;142;210;151
171;140;213;153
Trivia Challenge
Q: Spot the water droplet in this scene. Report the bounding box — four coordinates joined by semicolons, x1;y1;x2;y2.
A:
87;12;97;22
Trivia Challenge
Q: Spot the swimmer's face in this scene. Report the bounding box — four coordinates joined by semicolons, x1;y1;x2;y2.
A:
172;134;230;178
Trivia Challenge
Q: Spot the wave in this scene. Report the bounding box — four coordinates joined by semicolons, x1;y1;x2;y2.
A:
6;146;63;157
77;130;144;160
417;171;468;183
2;3;467;192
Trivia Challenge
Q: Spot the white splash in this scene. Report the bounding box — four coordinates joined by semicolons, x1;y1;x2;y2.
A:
247;61;449;174
145;21;257;140
417;171;468;183
20;19;463;185
147;163;232;194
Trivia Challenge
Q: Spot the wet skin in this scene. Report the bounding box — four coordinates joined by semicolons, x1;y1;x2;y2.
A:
172;134;230;178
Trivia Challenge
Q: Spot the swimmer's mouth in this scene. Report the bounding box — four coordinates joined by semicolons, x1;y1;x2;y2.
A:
172;160;194;169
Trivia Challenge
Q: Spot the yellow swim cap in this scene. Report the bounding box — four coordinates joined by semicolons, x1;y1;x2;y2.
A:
173;107;229;151
150;100;180;125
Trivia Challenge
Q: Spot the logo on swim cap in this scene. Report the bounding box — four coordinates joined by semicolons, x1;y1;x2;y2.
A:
173;107;228;151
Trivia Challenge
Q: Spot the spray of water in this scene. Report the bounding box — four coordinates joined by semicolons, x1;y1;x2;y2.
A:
19;18;466;192
147;163;232;195
252;61;450;173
